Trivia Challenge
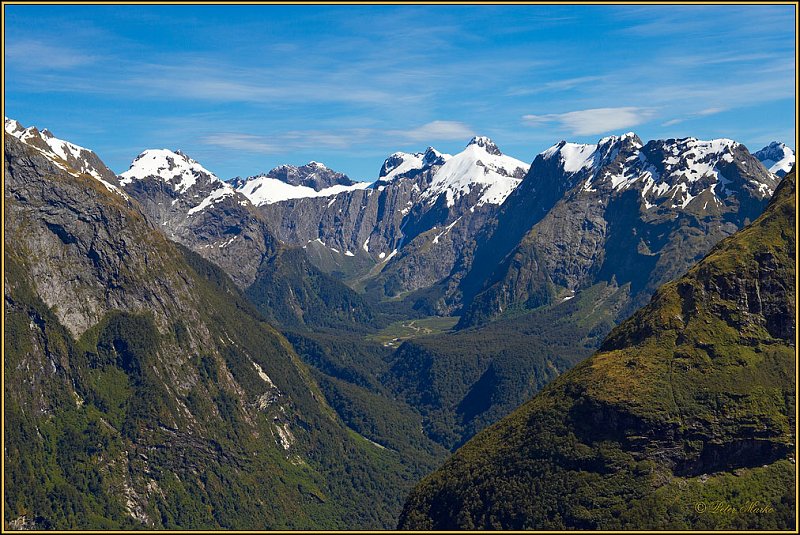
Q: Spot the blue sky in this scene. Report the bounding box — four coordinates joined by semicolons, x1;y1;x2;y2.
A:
4;4;796;181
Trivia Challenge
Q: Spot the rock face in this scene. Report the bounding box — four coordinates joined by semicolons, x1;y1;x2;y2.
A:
263;161;355;190
240;133;781;323
119;148;279;289
456;134;780;327
399;170;796;531
118;147;374;329
3;126;429;529
5;117;122;192
253;138;528;297
4;131;179;338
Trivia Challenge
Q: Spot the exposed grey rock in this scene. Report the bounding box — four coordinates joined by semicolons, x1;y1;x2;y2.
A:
119;149;280;288
457;134;779;327
4;136;194;338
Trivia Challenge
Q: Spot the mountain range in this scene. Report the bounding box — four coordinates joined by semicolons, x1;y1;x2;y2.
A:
3;115;795;530
400;168;796;530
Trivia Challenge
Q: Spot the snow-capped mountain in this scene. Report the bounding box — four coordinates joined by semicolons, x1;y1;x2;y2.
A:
119;148;281;288
755;141;795;177
456;132;780;326
265;161;355;189
118;148;376;329
4;117;124;196
378;147;450;183
232;173;371;206
253;136;531;298
120;148;238;213
420;136;528;207
229;161;371;206
540;133;777;210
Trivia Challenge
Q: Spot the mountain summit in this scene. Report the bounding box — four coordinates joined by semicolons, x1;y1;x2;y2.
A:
420;136;529;208
755;141;795;177
4;117;121;192
263;161;355;190
466;135;503;156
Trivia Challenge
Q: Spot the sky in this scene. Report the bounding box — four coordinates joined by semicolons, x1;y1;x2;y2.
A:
4;4;796;181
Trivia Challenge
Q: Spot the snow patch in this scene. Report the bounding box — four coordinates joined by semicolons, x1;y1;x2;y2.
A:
421;140;528;208
187;184;236;215
120;149;217;194
234;175;371;206
5;117;127;198
432;216;461;244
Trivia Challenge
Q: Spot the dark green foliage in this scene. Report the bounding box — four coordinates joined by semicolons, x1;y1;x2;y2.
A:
399;172;796;530
384;282;629;449
315;374;448;463
4;257;140;530
4;233;446;529
285;330;388;390
246;247;378;331
282;328;450;508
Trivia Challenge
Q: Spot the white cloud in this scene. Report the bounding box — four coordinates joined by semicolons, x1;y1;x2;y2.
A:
392;120;475;142
506;75;608;97
661;107;726;127
697;107;726;116
523;107;654;136
5;40;98;70
200;129;374;154
200;133;282;154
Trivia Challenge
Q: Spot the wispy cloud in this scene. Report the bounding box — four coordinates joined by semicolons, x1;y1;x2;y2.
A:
523;107;655;136
661;107;727;127
200;133;283;154
200;129;375;154
201;120;476;156
507;75;608;97
391;121;475;143
5;39;98;70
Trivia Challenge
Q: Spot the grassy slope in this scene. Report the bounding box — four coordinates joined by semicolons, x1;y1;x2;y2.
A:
399;170;796;530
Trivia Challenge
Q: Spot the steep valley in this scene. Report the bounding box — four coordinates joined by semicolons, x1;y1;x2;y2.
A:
4;116;795;530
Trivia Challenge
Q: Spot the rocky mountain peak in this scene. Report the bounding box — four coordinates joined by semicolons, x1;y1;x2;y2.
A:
379;152;417;179
755;141;795;177
4;117;121;189
227;176;248;189
264;161;353;191
421;138;529;208
467;135;502;156
378;148;450;182
119;148;220;194
4;117;24;134
422;147;448;167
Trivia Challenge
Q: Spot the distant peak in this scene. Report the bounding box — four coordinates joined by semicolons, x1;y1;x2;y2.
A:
598;132;642;147
264;160;352;190
467;136;502;156
422;147;447;167
4;117;24;135
121;148;218;192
